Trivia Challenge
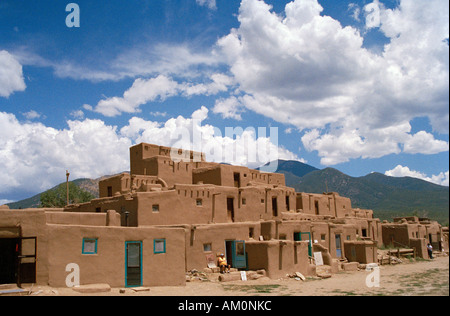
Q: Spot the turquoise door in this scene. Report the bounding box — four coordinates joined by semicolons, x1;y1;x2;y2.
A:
227;240;247;269
125;241;142;287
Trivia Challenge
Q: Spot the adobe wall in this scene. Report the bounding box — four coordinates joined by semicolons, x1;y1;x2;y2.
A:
192;164;286;188
344;241;377;263
296;193;333;216
331;193;353;218
192;166;222;186
182;222;261;271
246;240;314;279
352;208;374;219
0;209;51;285
99;173;129;198
423;222;443;250
45;210;120;227
382;223;410;247
136;186;220;226
46;225;186;287
65;195;139;227
131;185;296;227
99;173;163;198
277;221;312;241
328;223;356;259
130;143;205;176
409;238;428;258
296;192;353;218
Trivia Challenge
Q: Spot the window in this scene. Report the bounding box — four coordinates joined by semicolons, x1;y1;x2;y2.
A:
249;227;254;239
154;239;166;254
152;205;159;213
242;198;246;205
347;235;351;240
196;199;203;206
203;243;212;252
107;186;113;197
321;234;326;241
82;238;98;254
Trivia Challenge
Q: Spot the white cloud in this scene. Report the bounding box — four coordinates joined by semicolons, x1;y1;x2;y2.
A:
216;0;449;165
364;0;382;28
0;109;301;197
112;43;221;80
302;122;449;165
0;50;26;97
212;96;244;120
93;75;179;117
13;42;222;82
22;110;41;120
91;74;233;117
0;111;132;196
348;3;361;22
70;110;85;119
385;165;449;187
196;0;217;10
403;131;449;154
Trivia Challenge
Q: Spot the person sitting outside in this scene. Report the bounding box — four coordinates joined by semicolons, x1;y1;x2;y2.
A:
427;243;434;259
218;253;230;274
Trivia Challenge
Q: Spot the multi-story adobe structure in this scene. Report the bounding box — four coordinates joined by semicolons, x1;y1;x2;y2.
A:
0;143;445;288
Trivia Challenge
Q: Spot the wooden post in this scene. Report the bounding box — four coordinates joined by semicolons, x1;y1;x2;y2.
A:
66;170;70;206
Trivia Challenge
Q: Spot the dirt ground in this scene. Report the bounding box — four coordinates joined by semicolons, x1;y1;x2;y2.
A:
8;256;449;297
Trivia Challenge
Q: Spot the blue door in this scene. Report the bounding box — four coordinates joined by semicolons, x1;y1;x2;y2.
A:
335;234;342;258
227;240;247;269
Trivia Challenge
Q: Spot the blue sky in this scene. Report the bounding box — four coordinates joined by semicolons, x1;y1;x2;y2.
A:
0;0;448;203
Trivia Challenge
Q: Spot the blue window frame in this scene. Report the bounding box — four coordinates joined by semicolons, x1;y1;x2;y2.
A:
82;238;98;254
153;239;166;254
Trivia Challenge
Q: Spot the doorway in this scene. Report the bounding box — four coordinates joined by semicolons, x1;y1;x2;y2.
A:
125;241;142;287
272;197;278;217
0;237;37;286
225;240;247;269
0;238;19;284
294;232;312;257
335;234;342;258
233;173;240;188
227;198;235;223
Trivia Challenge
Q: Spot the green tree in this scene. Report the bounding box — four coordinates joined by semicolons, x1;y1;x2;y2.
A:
40;182;95;208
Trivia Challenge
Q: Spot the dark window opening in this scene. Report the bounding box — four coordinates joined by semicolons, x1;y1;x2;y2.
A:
227;198;235;223
234;173;240;188
272;197;278;217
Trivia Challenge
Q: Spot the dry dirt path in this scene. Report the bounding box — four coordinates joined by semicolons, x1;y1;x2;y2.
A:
22;256;450;297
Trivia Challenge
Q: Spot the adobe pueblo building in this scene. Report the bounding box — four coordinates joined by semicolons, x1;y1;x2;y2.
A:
0;143;447;288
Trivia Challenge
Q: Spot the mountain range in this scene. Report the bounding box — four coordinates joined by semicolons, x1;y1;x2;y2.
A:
6;160;449;225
